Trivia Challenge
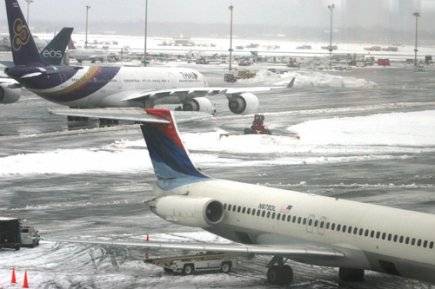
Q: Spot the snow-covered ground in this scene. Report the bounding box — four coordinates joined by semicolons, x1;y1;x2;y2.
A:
239;69;377;88
1;110;434;177
32;33;435;58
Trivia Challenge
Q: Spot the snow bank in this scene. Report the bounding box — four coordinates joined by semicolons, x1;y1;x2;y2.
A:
238;69;377;88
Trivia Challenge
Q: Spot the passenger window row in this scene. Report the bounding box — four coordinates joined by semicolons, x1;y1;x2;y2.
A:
223;203;434;250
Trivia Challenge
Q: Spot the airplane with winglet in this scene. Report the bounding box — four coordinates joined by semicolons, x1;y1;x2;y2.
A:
51;107;435;286
0;27;73;104
2;0;293;118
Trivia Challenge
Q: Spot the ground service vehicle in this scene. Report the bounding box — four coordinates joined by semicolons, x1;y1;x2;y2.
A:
0;217;21;250
20;225;40;248
145;253;235;275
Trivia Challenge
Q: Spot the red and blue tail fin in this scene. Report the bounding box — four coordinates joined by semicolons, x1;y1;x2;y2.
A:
141;109;208;182
5;0;44;66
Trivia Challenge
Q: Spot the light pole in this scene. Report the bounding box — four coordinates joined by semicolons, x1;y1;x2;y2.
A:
85;5;91;48
144;0;148;66
228;5;234;72
413;12;420;67
25;0;33;26
327;4;335;68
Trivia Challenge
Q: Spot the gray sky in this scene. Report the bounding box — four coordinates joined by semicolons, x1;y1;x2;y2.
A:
18;0;331;25
0;0;429;27
1;0;434;43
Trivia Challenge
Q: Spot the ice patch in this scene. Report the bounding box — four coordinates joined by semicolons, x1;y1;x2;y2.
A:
238;69;377;88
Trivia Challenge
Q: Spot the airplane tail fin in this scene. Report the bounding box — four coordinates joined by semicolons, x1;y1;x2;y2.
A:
5;0;44;66
141;109;208;182
40;27;73;65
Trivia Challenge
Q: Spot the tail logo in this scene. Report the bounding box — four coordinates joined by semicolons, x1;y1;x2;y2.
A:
12;18;30;51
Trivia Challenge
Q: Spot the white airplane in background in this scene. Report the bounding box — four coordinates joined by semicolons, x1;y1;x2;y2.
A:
62;108;435;286
67;40;119;64
3;0;294;118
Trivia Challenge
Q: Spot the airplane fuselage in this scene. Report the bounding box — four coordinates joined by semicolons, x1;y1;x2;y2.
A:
163;179;435;283
5;65;207;108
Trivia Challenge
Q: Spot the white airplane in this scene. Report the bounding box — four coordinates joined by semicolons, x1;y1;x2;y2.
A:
64;108;435;286
67;40;119;63
3;0;293;116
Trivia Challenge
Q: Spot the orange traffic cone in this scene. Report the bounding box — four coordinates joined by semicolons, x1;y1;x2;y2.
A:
22;271;29;288
11;267;16;284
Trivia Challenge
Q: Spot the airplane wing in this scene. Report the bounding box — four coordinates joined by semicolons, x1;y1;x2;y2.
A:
49;107;212;124
0;75;20;87
45;239;344;262
121;77;296;104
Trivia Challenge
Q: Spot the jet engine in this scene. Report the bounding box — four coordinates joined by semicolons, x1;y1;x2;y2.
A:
0;85;20;104
150;196;225;227
182;97;215;115
228;92;259;114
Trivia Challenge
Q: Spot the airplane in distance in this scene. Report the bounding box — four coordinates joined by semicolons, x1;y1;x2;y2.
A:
67;40;120;64
0;27;73;104
3;0;293;118
64;108;435;286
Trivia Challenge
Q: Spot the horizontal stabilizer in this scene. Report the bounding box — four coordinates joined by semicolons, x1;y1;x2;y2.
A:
49;107;212;124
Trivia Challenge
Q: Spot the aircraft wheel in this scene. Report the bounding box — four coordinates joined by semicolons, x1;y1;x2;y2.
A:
267;266;280;284
267;265;294;285
281;265;294;284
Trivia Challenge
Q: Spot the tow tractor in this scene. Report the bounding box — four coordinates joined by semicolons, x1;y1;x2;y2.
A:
244;114;271;135
145;252;236;275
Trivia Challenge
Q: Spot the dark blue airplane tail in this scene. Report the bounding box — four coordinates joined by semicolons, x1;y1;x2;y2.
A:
5;0;44;66
41;28;74;65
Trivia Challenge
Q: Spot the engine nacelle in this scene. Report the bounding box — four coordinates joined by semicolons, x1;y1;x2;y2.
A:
182;97;215;115
228;92;259;114
0;85;20;104
150;196;224;227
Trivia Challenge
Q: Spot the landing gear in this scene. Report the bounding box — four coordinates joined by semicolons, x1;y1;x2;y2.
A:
339;267;365;282
266;256;294;285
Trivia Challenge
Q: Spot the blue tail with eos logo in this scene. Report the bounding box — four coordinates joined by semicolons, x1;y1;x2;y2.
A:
5;0;44;66
41;27;73;65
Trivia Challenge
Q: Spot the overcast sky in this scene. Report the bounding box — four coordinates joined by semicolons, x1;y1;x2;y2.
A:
0;0;430;26
13;0;332;25
1;0;433;41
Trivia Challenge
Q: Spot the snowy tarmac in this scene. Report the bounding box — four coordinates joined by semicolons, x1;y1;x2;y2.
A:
1;65;435;288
